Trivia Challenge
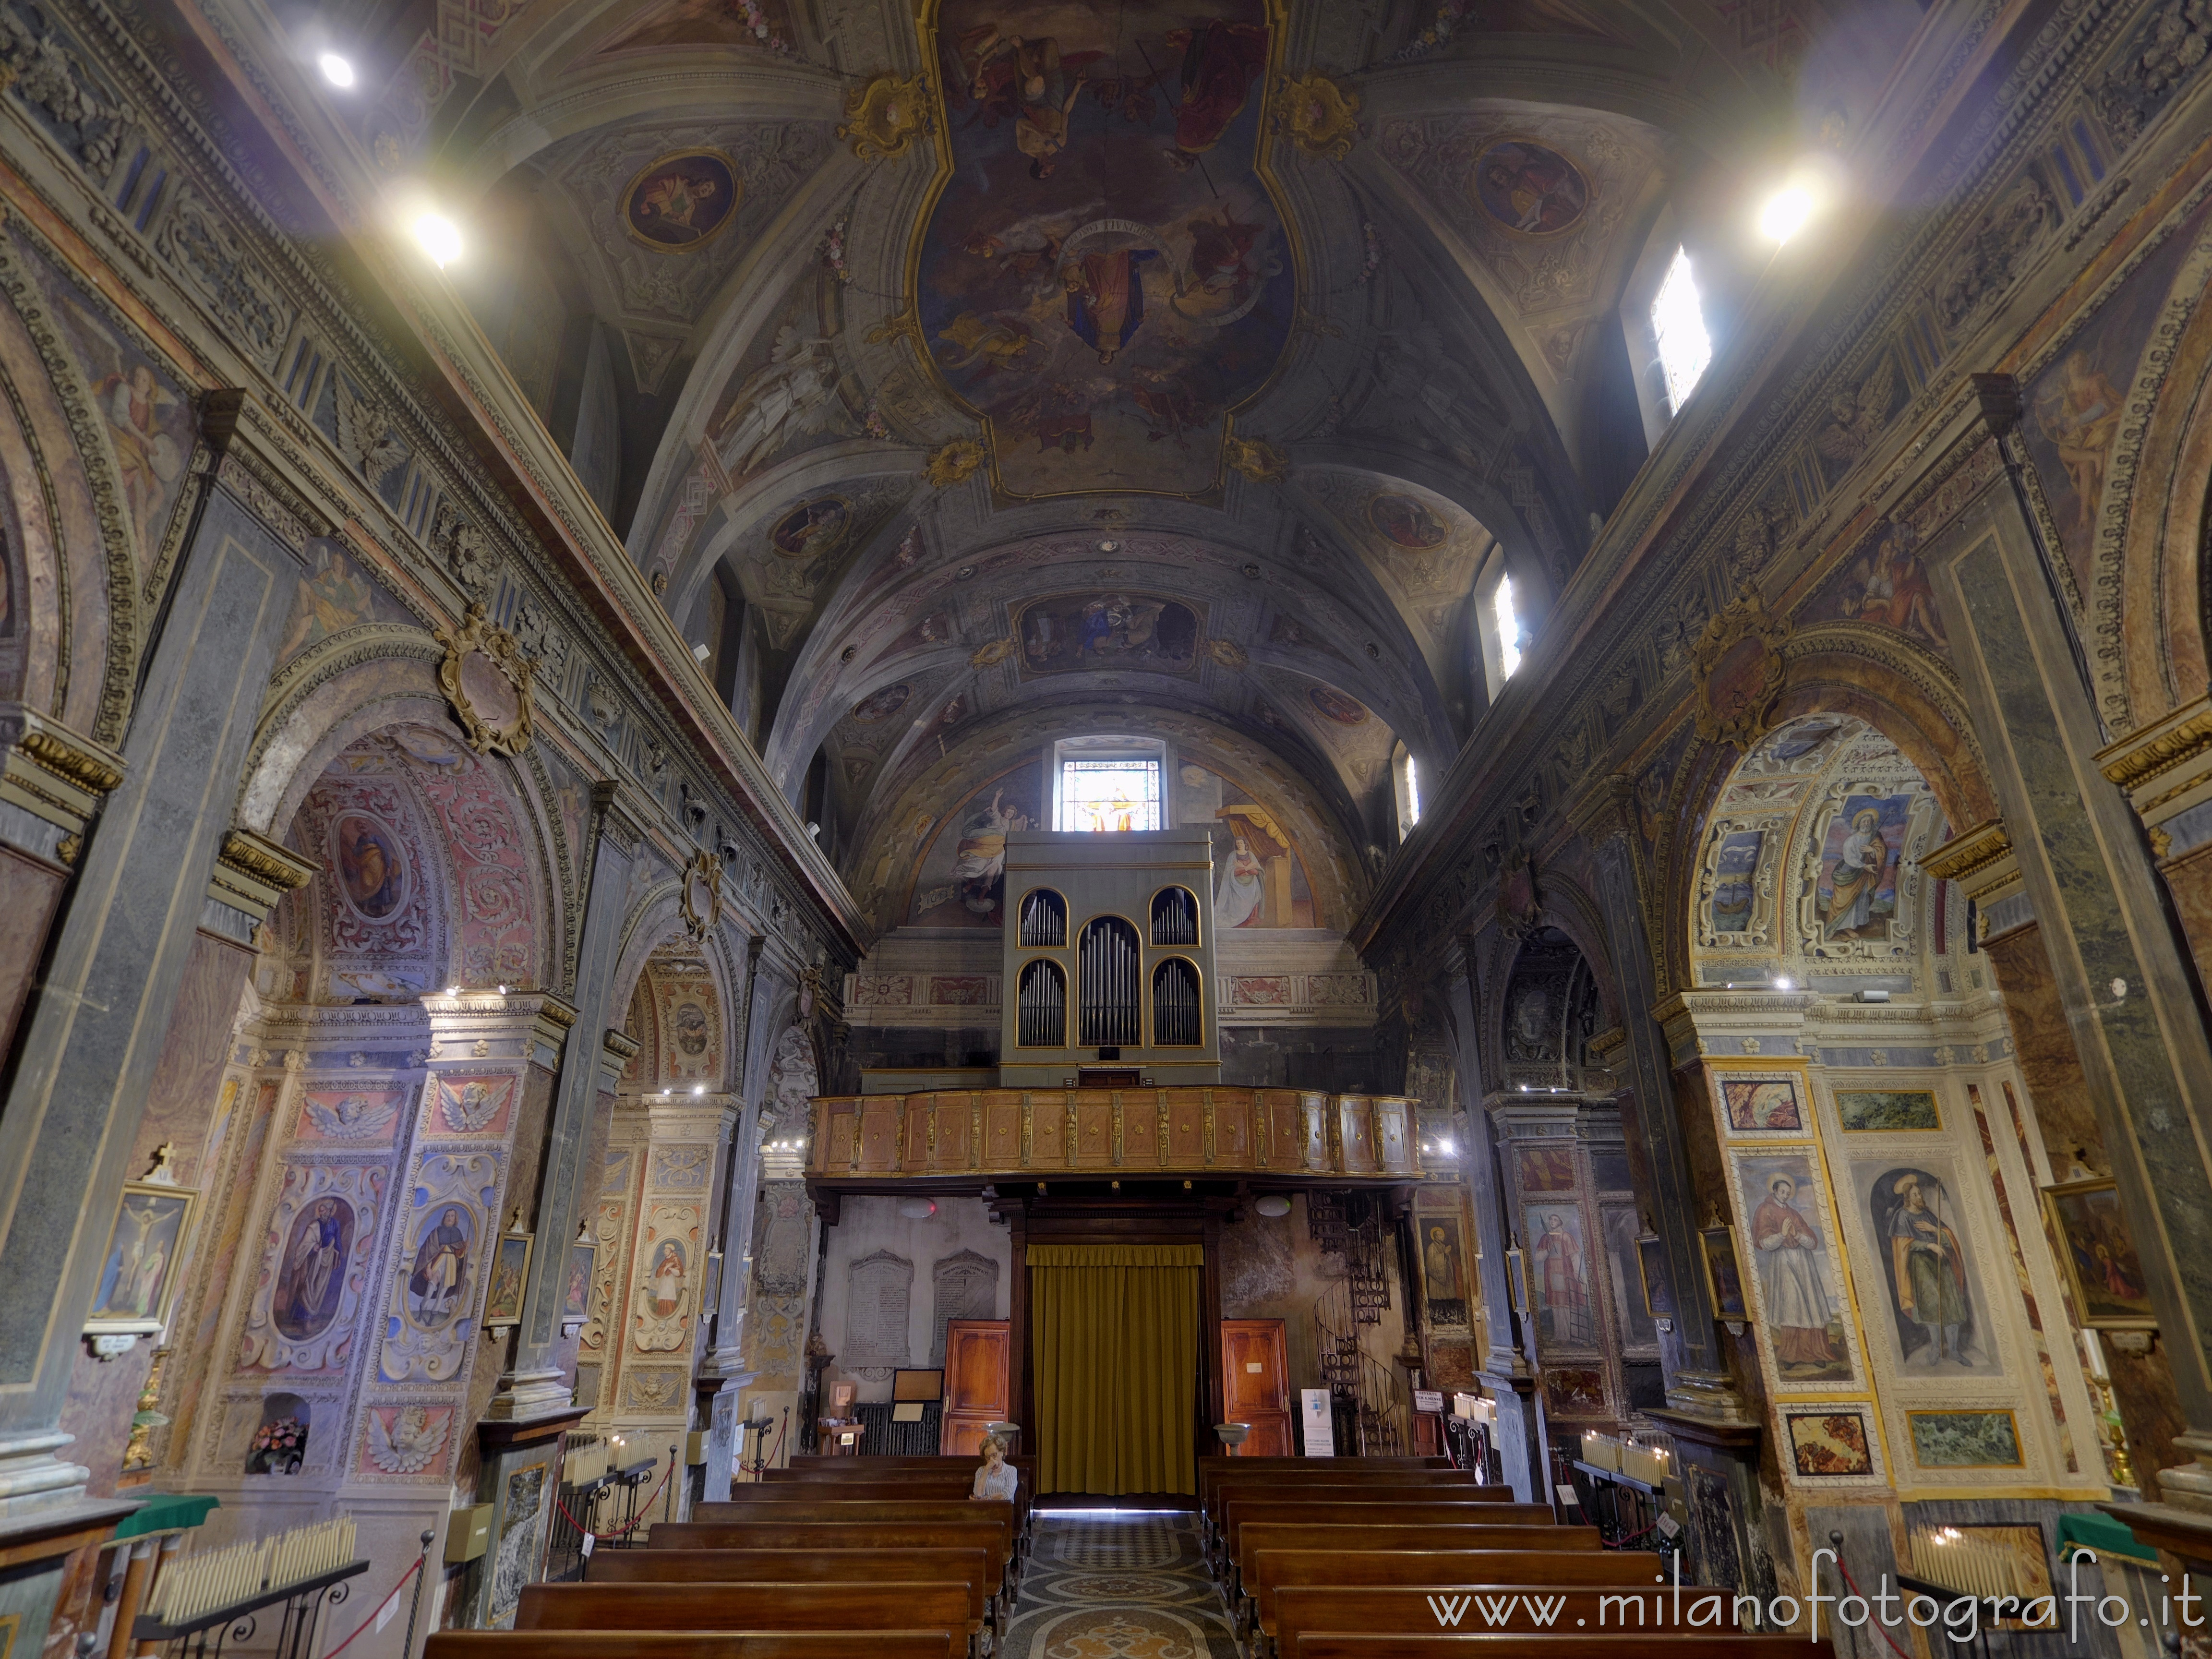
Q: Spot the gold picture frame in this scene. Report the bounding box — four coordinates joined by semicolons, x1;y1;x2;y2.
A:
85;1181;201;1335
482;1229;533;1330
2042;1177;2157;1330
1697;1221;1749;1322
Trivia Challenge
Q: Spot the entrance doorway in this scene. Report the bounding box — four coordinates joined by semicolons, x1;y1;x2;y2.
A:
1027;1244;1203;1496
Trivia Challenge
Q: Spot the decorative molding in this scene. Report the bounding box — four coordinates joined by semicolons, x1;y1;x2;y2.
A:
1274;73;1360;160
2096;695;2212;800
1920;818;2012;885
1225;434;1289;483
925;437;985;489
680;849;722;943
1692;590;1792;748
434;603;536;757
837;74;931;162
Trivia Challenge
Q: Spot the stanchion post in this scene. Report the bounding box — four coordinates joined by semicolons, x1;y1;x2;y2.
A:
401;1530;433;1659
665;1445;677;1524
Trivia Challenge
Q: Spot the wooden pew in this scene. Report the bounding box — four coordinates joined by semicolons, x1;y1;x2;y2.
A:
1245;1550;1661;1644
1270;1581;1736;1659
1231;1530;1592;1630
1219;1501;1555;1587
426;1635;961;1659
647;1522;1013;1604
584;1548;992;1634
515;1582;978;1654
1202;1473;1501;1550
758;1462;1038;1540
1292;1637;1827;1659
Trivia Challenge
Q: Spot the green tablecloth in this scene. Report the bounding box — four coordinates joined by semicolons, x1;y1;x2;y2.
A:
112;1493;219;1540
2057;1510;2158;1565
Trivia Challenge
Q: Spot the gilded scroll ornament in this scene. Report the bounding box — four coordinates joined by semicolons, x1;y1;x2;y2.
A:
434;603;536;757
1275;73;1360;159
838;74;933;161
1693;589;1792;747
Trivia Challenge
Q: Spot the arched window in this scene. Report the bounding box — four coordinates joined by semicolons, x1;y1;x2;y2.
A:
1475;553;1525;698
1651;247;1711;409
1077;917;1141;1048
1016;960;1066;1047
1152;958;1202;1047
1393;744;1422;842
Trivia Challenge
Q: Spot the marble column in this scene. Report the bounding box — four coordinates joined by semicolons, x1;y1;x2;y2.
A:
0;447;303;1544
1570;783;1747;1420
598;1090;739;1518
1926;385;2212;1538
0;708;123;1061
1436;948;1541;1499
488;782;644;1422
701;937;769;1501
1923;818;2190;1497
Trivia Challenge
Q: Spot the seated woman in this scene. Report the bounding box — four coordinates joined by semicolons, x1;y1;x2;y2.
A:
971;1433;1018;1501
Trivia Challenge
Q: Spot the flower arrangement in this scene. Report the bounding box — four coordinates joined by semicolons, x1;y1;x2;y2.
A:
863;397;889;441
1389;0;1476;61
1357;220;1383;286
246;1417;308;1475
821;220;851;284
734;0;791;53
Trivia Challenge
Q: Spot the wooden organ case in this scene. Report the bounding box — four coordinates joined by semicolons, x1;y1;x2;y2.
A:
998;829;1222;1088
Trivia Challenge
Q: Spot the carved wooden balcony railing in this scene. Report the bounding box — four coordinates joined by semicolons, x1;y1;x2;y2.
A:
806;1088;1419;1181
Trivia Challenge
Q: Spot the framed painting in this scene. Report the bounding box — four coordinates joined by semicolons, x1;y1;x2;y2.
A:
483;1230;532;1329
1784;1407;1877;1479
1635;1231;1675;1319
1907;1409;2024;1468
1715;1071;1806;1134
1835;1089;1941;1131
1698;1222;1749;1322
86;1181;200;1334
1731;1149;1856;1384
561;1241;596;1322
2043;1178;2156;1329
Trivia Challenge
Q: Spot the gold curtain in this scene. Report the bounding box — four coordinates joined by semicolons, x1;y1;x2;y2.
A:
1027;1243;1203;1496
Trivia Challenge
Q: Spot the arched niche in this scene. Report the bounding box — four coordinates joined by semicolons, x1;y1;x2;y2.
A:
1672;711;2115;1522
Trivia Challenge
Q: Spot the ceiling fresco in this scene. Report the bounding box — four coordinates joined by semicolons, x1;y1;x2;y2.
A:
915;0;1295;498
333;0;1932;947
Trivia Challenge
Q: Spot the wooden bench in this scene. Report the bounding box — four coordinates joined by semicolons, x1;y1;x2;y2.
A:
514;1582;978;1655
1219;1502;1556;1587
426;1634;961;1659
647;1522;1013;1601
1233;1534;1598;1632
1291;1636;1827;1659
1269;1582;1739;1659
584;1548;993;1632
1203;1475;1504;1550
752;1467;1037;1539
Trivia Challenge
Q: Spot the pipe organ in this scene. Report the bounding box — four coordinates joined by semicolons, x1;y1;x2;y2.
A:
999;829;1221;1087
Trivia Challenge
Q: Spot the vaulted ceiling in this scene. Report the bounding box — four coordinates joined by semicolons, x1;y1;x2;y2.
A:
283;0;1930;935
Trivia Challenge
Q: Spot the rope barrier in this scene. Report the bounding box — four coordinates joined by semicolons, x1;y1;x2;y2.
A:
553;1457;675;1543
1828;1548;1918;1659
321;1551;422;1659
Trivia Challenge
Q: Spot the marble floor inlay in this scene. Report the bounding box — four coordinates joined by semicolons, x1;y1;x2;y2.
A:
1000;1512;1239;1659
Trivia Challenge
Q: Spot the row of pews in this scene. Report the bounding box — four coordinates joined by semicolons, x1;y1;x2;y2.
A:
424;1454;1034;1659
1201;1455;1827;1658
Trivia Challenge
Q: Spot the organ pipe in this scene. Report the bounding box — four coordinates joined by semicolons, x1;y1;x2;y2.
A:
1078;917;1139;1048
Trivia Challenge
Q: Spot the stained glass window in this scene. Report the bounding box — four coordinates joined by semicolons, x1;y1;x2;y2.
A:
1058;759;1162;832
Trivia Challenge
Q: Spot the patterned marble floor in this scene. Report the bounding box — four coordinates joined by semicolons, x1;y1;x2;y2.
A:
999;1512;1240;1659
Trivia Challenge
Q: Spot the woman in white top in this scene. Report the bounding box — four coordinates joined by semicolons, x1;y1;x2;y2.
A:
971;1433;1018;1501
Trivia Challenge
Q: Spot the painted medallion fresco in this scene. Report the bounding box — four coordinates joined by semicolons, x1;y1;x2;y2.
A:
918;0;1293;498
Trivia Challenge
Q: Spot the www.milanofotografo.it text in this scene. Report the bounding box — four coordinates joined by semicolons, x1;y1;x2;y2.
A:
1420;1550;2199;1645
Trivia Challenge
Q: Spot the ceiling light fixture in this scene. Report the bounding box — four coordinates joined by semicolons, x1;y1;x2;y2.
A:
1774;976;1794;991
413;213;463;268
1758;185;1815;245
317;52;355;88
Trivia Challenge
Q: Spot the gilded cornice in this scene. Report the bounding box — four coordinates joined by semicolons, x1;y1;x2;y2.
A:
216;827;316;890
1920;818;2014;884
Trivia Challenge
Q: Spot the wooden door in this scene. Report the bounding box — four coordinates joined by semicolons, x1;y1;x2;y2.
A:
1218;1318;1291;1456
940;1318;1011;1457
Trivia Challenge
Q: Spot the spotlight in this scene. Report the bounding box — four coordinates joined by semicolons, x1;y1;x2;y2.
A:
1774;976;1793;991
445;984;460;996
1759;186;1815;245
692;1084;705;1096
317;52;355;88
413;213;463;268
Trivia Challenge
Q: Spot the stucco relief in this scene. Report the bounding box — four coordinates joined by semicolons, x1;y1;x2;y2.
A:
238;1163;386;1375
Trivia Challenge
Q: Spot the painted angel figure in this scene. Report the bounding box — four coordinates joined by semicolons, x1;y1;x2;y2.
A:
711;326;841;476
368;1404;450;1474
